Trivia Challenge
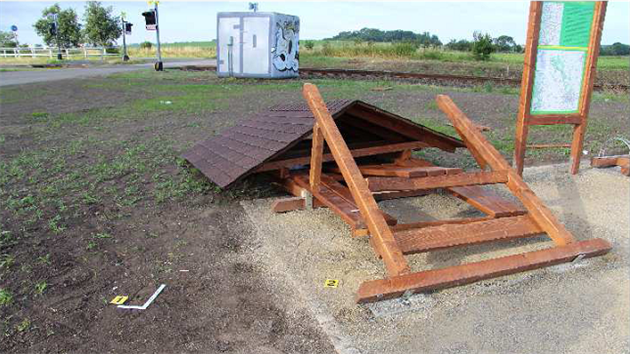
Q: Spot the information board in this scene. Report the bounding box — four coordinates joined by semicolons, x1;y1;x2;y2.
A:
513;1;606;176
530;2;595;115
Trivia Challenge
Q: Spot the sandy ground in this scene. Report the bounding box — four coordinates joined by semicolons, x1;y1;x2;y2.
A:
241;163;629;354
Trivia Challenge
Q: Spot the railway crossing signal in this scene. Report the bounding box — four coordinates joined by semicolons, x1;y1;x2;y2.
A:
143;1;162;71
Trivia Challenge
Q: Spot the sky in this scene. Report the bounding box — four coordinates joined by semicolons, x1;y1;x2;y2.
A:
0;1;628;46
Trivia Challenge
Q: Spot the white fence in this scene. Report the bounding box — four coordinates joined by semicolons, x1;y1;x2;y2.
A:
0;46;121;59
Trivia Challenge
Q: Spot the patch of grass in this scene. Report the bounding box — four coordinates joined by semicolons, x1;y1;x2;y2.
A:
34;281;47;296
16;318;30;332
0;288;13;307
37;254;51;265
31;112;49;120
0;254;15;269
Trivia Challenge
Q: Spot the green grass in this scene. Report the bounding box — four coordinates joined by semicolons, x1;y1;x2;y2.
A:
0;288;12;307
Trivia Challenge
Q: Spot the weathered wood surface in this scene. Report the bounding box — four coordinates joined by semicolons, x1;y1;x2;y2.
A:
394;215;543;254
447;185;527;217
303;84;410;276
356;238;612;303
255;141;429;172
367;171;508;192
436;95;575;246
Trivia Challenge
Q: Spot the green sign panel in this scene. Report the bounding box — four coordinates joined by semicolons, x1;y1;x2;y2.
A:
530;2;595;115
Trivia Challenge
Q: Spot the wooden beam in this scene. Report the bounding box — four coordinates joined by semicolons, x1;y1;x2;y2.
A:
514;1;542;176
367;171;508;192
254;141;429;172
527;116;583;126
309;122;324;190
570;2;607;175
591;155;630;176
331;164;463;178
527;143;572;149
348;105;460;152
394;215;543;255
436;95;575;246
303;83;410;277
272;197;305;213
355;238;612;303
353;216;494;238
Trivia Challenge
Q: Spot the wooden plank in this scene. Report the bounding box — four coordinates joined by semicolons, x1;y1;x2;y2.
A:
394;215;543;255
526;115;583;126
367;171;508;192
354;216;493;238
309;122;324;190
447;185;526;217
272;197;305;213
355;238;612;303
254;141;429;172
436;95;575;246
303;83;410;277
527;143;572;149
293;175;364;228
570;2;607;175
331;164;462;178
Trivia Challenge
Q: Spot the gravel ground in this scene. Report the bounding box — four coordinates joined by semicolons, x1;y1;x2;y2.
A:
241;163;629;354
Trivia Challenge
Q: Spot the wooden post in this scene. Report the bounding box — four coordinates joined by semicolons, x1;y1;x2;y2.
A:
437;95;575;246
302;83;410;277
570;1;607;174
514;1;542;176
309;123;324;190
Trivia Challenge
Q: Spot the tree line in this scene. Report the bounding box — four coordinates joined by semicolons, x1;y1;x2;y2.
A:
0;1;122;49
326;27;628;56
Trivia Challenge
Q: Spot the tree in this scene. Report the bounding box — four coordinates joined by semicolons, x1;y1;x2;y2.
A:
446;39;472;52
33;4;82;48
0;31;18;48
471;31;495;61
494;35;516;52
83;1;122;47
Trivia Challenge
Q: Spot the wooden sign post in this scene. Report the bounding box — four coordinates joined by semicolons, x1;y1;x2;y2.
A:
514;1;607;175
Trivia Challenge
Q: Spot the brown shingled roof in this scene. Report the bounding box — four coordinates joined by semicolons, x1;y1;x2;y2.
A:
182;100;463;188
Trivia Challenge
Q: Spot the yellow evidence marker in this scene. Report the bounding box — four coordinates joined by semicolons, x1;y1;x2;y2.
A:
324;279;339;288
110;296;129;305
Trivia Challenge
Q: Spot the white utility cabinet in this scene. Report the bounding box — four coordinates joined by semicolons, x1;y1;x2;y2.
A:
217;12;300;78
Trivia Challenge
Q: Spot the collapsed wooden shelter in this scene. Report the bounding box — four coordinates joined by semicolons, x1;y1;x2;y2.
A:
183;84;612;303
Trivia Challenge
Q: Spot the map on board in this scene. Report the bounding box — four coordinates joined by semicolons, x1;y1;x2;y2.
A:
530;2;595;115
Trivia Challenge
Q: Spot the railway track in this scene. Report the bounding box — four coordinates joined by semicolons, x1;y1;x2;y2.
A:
179;65;629;92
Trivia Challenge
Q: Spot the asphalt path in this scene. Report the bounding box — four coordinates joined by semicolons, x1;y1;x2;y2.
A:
0;59;216;87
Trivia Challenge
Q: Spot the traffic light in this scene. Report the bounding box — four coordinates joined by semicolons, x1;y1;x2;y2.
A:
49;22;57;36
125;22;133;34
142;10;156;26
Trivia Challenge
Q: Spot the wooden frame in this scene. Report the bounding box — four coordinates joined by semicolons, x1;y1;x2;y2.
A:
277;83;611;303
514;1;607;175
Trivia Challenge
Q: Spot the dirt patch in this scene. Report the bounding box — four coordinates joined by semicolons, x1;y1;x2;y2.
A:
241;165;629;354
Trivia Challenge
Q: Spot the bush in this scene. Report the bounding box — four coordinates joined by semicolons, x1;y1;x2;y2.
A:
140;41;152;50
471;31;495;61
105;47;120;54
302;40;314;50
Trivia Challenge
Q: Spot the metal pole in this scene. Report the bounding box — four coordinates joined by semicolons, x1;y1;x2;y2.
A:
122;17;129;61
154;2;163;71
